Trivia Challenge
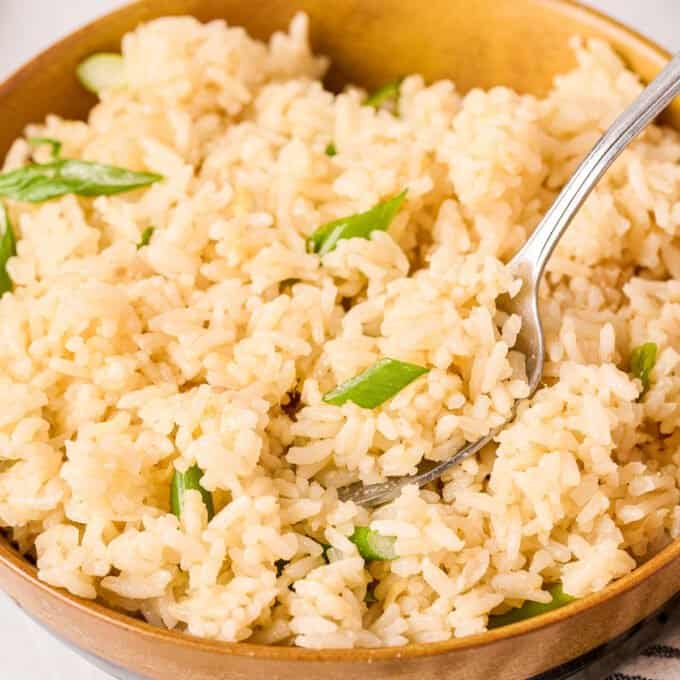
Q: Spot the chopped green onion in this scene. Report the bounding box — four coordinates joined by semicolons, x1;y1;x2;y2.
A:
76;53;125;94
0;159;162;203
325;142;337;157
307;190;406;256
0;203;16;298
630;342;658;393
323;357;428;409
137;226;155;249
350;526;397;561
170;464;214;520
488;584;575;629
28;137;62;160
365;77;404;110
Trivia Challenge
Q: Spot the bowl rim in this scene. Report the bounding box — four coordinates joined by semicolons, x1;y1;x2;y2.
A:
0;0;679;664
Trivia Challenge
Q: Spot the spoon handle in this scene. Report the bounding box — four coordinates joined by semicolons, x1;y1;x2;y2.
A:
513;51;680;277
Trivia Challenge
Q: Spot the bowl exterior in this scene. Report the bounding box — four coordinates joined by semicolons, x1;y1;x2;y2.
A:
0;1;679;678
2;541;680;680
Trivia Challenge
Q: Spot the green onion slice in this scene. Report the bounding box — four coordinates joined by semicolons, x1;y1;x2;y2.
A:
0;159;162;203
0;203;16;298
307;190;406;256
630;342;657;393
323;357;428;409
28;137;62;160
325;142;337;157
365;77;404;110
76;53;125;94
487;584;575;629
350;526;397;561
170;464;214;520
137;226;155;249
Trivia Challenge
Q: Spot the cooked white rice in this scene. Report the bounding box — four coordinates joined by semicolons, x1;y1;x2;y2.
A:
1;14;679;648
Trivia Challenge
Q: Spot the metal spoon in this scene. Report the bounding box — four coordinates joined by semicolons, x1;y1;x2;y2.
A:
338;51;680;508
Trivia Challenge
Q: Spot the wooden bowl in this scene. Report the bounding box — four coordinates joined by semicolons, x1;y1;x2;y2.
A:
0;1;679;678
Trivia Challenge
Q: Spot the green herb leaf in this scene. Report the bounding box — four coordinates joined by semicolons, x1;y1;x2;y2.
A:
323;357;428;409
350;526;397;561
365;77;404;110
307;190;406;256
77;53;125;94
630;342;658;393
325;142;337;157
0;203;16;298
170;464;214;521
28;137;62;160
488;584;575;629
0;160;162;203
137;226;155;249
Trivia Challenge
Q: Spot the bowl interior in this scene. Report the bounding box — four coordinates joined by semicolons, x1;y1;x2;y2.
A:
0;1;679;678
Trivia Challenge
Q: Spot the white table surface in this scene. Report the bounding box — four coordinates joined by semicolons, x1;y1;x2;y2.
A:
0;1;678;678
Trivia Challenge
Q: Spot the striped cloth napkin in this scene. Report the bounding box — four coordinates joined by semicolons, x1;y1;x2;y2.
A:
538;595;680;680
609;625;680;680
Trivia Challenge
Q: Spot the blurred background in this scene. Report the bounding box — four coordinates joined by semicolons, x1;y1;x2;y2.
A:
0;1;678;678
